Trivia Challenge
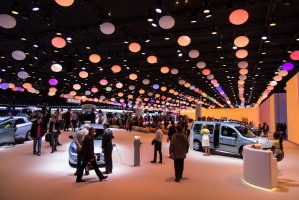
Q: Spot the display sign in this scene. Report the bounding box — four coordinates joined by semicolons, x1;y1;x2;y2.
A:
66;98;81;104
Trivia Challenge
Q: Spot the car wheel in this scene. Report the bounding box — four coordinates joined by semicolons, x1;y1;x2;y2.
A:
193;140;202;151
239;146;244;159
69;160;76;167
26;131;32;141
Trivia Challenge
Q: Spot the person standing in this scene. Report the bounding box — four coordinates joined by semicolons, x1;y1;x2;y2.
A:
90;109;96;124
64;109;71;131
262;122;269;137
58;109;64;130
31;117;46;156
151;123;163;163
169;124;189;182
167;120;176;158
201;124;210;156
71;111;78;131
102;123;114;174
74;124;90;176
76;127;108;182
78;110;85;128
49;115;61;153
98;110;103;124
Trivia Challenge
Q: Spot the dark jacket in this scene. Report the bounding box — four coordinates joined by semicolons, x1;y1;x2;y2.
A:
168;125;176;140
102;128;114;148
81;134;95;160
169;132;189;159
49;121;61;134
30;121;46;138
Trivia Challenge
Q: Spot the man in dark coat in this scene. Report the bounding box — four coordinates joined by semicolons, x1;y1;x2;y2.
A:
102;123;114;174
30;117;46;156
169;124;189;182
76;127;108;182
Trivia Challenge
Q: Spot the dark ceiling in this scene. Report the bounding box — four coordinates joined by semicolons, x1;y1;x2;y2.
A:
0;0;298;109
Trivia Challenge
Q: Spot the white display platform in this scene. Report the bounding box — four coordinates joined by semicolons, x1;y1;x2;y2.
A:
243;144;277;189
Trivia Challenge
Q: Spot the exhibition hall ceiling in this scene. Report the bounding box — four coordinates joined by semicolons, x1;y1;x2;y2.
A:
0;0;298;108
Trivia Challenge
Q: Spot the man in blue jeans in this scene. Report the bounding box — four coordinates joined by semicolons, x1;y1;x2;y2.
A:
30;117;46;156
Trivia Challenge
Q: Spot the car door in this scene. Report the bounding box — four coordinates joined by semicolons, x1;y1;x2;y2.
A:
219;125;237;153
15;118;28;140
0;121;16;144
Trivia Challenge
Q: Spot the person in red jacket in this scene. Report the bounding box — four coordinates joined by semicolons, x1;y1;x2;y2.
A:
30;117;46;156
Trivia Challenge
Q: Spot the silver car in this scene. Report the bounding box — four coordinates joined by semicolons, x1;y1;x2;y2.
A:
0;116;32;145
68;124;105;166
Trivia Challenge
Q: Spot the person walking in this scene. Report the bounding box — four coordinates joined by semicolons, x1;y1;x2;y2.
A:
102;123;114;174
73;124;90;176
76;127;108;182
31;117;46;156
169;124;189;182
151;123;163;163
201;124;210;156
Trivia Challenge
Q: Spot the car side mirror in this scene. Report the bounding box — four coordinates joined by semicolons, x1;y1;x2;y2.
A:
69;135;74;139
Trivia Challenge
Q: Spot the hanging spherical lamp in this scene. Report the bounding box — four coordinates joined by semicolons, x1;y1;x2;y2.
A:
129;85;135;90
118;92;124;97
159;15;175;29
267;86;274;91
238;80;245;85
239;74;247;80
278;70;288;77
139;89;145;94
116;82;123;88
169;89;174;93
273;76;282;82
55;0;74;7
49;87;57;93
229;9;249;25
70;91;76;96
128;94;133;99
239;68;248;75
153;84;160;90
211;79;218;84
171;68;179;75
202;69;211;75
91;87;98;93
129;42;141;53
178;79;186;85
51;63;62;72
111;65;121;73
142;79;150;85
73;84;81;90
238;61;248;68
270;81;277;86
51;37;66;48
79;71;88;78
100;22;115;35
290;50;299;60
189;50;200;58
207;74;214;80
99;79;108;86
236;49;248;59
282;62;294;71
129;73;138;80
234;36;249;47
161;86;167;91
17;71;29;79
0;14;16;29
160;66;170;74
106;87;112;91
22;83;32;89
89;54;101;63
177;35;191;46
12;50;26;60
147;55;157;64
184;82;191;88
196;61;206;69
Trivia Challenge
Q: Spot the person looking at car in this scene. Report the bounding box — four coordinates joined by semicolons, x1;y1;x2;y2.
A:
31;117;46;156
49;115;61;153
169;124;189;182
76;127;108;182
102;123;114;174
74;124;90;176
201;124;210;156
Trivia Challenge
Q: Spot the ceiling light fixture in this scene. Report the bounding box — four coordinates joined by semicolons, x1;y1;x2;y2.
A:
151;18;158;27
32;39;39;48
43;13;52;26
203;0;211;14
11;2;20;15
163;32;171;40
32;1;40;11
145;34;151;43
155;0;163;14
211;26;218;35
189;13;198;23
147;10;154;22
261;32;268;40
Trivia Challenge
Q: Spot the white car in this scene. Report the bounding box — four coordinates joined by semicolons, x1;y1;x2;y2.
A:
0;116;32;145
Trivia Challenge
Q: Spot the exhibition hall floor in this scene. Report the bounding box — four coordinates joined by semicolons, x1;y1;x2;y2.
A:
0;128;298;200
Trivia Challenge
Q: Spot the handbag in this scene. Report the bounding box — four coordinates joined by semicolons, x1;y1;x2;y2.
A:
151;139;155;145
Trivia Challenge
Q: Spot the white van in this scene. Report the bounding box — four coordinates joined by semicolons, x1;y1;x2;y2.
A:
190;121;272;157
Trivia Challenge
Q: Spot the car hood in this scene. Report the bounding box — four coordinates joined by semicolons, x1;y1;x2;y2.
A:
249;137;272;148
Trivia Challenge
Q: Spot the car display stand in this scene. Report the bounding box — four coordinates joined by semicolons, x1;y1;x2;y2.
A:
243;144;278;189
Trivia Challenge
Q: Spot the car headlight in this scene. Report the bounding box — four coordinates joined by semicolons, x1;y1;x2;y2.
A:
70;146;77;154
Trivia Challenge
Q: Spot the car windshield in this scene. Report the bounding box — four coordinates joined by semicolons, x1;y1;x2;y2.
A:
235;125;256;138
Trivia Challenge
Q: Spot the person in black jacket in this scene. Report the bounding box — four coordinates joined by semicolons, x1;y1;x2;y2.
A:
90;109;96;124
64;109;71;131
76;127;108;182
49;115;61;153
167;120;176;158
102;123;114;174
30;117;46;156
